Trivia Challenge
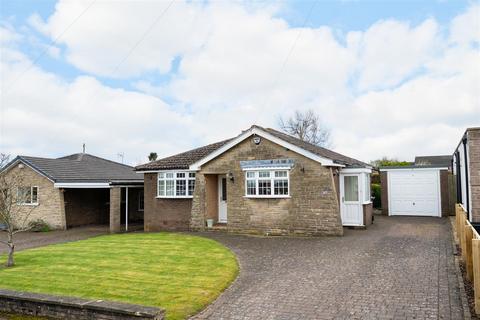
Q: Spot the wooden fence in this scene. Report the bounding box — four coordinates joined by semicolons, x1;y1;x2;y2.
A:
455;204;480;314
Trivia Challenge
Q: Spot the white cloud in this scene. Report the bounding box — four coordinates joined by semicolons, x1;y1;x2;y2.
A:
1;2;479;165
449;4;480;45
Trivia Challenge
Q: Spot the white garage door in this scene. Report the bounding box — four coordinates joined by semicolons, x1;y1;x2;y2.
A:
388;170;441;217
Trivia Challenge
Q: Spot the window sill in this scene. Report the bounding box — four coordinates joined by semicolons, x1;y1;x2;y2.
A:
362;201;372;205
156;196;193;199
18;203;39;206
244;195;291;199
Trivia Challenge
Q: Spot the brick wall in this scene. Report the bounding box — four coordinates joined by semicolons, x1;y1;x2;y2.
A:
191;137;343;236
468;128;480;222
439;169;450;217
3;164;66;229
0;289;164;320
363;203;373;225
380;172;389;215
64;188;109;227
143;173;192;231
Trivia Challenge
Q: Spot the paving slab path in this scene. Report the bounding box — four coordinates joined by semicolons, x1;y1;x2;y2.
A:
194;216;467;320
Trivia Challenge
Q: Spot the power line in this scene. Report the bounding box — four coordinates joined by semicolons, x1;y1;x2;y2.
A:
2;0;98;95
81;0;175;107
255;0;318;124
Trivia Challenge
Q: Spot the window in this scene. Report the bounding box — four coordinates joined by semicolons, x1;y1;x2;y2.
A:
244;170;289;197
158;172;196;198
344;176;359;201
138;190;144;211
364;174;371;202
17;186;38;205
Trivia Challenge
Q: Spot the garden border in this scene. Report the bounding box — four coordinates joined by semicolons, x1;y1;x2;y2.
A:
0;289;165;320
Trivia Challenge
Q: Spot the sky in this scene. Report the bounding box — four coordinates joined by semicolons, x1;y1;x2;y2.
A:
0;0;479;166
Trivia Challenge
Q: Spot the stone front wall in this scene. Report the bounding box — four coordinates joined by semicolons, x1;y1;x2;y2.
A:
380;171;389;215
191;137;343;236
143;173;192;231
468;129;480;222
3;164;66;229
0;289;164;320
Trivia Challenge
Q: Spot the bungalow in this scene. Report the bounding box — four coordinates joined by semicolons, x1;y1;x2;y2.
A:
1;153;144;231
453;127;480;223
135;125;373;236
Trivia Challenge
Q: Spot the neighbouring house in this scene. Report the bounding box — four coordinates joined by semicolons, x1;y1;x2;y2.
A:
453;127;480;223
135;125;373;236
379;155;454;217
1;153;144;231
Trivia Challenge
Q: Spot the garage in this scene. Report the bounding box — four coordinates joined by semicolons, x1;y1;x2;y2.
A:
380;156;453;217
387;169;441;216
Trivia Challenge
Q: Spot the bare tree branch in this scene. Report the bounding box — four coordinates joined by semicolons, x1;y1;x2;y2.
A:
278;109;332;148
0;153;41;267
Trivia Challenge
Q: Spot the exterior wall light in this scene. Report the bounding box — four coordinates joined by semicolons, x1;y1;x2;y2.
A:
228;171;234;182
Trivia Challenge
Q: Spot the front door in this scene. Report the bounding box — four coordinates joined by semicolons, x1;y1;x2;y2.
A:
218;175;227;223
340;174;363;226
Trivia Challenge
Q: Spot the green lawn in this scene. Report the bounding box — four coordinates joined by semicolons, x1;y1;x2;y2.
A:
0;233;238;320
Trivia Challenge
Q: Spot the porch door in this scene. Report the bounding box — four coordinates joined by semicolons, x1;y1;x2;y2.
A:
218;175;227;223
340;174;362;226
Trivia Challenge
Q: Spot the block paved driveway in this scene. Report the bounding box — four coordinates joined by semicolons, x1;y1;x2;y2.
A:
0;225;108;254
194;216;466;320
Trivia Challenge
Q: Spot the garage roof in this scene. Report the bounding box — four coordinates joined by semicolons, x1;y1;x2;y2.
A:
3;153;143;184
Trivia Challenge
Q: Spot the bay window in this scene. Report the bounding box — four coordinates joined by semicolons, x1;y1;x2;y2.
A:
158;172;196;198
245;170;289;198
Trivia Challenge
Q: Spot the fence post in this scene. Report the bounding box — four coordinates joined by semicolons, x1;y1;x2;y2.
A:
466;225;474;282
472;239;480;314
456;205;460;242
461;215;467;260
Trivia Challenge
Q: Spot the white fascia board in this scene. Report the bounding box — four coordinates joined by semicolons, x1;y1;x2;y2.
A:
54;182;110;188
379;167;448;172
340;168;372;174
189;127;342;170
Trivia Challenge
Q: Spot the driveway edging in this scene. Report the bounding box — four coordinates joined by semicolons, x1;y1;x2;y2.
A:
450;217;473;319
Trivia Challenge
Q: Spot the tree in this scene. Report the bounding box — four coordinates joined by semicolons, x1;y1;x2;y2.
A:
278;109;332;147
148;152;158;162
369;157;412;168
0;154;38;267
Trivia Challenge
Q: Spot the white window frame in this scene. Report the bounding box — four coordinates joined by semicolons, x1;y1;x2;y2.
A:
340;168;372;205
364;173;371;202
17;186;39;206
157;171;196;199
244;169;290;198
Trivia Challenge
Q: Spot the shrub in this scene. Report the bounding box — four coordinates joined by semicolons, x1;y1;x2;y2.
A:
371;183;381;209
28;219;51;232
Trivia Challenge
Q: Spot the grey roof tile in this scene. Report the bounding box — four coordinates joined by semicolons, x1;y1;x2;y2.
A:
16;153;142;183
135;126;369;170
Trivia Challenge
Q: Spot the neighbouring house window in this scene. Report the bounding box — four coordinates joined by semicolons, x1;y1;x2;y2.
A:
364;174;371;202
138;190;144;211
344;176;359;201
17;186;38;205
157;172;196;198
244;170;289;197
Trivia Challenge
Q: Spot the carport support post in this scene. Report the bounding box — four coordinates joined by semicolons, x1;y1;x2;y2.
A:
109;187;121;233
125;187;129;232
